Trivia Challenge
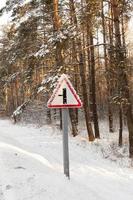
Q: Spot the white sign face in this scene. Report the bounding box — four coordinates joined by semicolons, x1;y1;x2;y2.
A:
47;74;83;108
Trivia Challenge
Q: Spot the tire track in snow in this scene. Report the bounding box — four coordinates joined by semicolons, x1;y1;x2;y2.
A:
0;142;54;170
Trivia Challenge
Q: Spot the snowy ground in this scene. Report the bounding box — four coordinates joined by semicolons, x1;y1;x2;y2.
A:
0;119;133;200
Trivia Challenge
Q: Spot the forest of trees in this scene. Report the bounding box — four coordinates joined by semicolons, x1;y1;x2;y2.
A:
0;0;132;157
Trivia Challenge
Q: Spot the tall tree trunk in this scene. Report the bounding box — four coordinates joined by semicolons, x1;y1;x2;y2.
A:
53;0;63;129
53;0;78;135
90;33;100;138
85;0;100;138
119;104;123;147
101;0;114;132
111;0;133;157
69;0;95;141
79;53;95;141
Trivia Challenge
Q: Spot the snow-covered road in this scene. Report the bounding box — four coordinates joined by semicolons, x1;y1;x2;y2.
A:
0;119;133;200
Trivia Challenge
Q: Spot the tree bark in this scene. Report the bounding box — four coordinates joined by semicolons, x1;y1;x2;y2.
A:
69;109;78;137
101;0;114;132
111;0;133;157
89;33;100;138
53;0;63;129
119;105;123;147
69;0;95;141
79;53;95;141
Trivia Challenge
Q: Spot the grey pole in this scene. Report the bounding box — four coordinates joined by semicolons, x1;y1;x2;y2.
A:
62;108;70;179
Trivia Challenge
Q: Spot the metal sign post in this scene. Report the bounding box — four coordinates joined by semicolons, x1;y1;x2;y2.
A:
62;108;70;178
59;87;70;178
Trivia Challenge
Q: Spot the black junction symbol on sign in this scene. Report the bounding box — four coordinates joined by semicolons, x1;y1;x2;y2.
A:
58;88;67;104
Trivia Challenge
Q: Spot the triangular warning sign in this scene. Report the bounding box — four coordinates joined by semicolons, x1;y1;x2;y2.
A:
47;74;83;108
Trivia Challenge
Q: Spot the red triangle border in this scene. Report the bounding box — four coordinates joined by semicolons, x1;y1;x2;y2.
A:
47;76;82;108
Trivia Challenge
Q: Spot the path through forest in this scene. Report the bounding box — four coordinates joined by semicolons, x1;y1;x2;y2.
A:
0;119;133;200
